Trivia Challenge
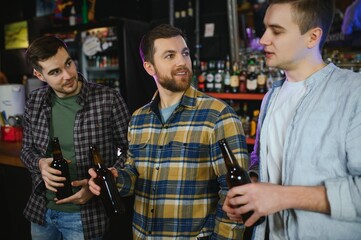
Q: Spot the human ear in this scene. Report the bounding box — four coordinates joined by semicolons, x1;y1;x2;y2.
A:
307;27;322;49
33;69;45;82
143;61;155;76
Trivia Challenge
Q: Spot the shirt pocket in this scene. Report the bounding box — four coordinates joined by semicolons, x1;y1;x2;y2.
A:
163;141;213;181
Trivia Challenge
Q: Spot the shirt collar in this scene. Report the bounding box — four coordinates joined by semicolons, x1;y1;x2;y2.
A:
149;86;198;113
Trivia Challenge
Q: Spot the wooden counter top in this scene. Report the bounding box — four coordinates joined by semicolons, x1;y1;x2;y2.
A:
0;140;24;168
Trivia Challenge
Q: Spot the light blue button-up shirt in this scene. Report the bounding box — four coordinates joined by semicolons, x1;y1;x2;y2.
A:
251;63;361;240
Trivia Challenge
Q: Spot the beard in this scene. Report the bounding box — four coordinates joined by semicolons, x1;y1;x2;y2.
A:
155;66;192;92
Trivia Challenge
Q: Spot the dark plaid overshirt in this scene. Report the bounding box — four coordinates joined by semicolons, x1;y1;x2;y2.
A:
20;75;130;239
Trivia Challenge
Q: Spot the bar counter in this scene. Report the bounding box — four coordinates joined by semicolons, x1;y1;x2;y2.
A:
0;139;31;239
0;139;24;167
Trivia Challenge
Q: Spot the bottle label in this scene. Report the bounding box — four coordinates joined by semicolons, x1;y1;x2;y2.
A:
230;75;239;87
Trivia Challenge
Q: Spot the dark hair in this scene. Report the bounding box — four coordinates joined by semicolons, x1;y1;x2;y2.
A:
25;35;70;72
139;24;187;64
268;0;335;50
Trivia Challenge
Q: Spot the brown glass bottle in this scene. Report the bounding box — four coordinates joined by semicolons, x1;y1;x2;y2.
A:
90;145;125;217
50;137;73;199
218;138;265;226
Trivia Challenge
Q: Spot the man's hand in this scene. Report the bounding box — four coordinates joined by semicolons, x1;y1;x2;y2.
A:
55;179;94;205
223;183;283;227
39;157;65;192
88;168;101;196
87;167;119;196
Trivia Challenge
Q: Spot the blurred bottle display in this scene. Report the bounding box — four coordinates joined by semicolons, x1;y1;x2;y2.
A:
196;50;285;93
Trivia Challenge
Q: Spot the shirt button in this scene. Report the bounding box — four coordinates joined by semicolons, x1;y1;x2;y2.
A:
150;209;154;213
156;167;159;170
152;187;156;191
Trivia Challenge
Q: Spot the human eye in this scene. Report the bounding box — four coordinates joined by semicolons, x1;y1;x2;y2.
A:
271;26;284;36
183;50;190;57
66;59;73;68
165;53;175;59
49;69;60;76
273;30;282;35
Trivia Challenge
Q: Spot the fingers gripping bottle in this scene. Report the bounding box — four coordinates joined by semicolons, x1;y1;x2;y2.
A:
50;137;73;199
218;138;265;226
89;145;125;217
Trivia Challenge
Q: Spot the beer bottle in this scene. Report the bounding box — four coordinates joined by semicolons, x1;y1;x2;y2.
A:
50;137;73;199
218;138;265;226
90;145;125;217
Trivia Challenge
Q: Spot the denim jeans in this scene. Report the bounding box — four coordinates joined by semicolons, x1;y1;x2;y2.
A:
31;209;84;240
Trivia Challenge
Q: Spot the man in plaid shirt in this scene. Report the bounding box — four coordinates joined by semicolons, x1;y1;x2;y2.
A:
89;24;249;239
21;36;130;239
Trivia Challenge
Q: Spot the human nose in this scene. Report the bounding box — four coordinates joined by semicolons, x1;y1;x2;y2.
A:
259;30;270;46
62;68;72;79
176;54;188;66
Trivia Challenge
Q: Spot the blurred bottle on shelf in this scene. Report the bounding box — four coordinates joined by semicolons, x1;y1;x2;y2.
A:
250;110;260;139
214;60;225;93
198;61;207;92
187;0;194;17
224;55;232;93
206;61;215;92
230;61;240;93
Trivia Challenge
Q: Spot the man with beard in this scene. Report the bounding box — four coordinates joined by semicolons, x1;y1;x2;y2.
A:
88;24;249;239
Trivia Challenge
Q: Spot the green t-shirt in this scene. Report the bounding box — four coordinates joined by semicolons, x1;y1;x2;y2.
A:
46;93;82;212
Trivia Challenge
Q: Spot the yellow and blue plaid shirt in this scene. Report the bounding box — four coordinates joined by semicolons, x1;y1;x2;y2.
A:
119;86;249;239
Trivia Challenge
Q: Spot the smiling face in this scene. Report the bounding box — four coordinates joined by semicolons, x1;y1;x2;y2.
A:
33;47;81;98
259;3;310;71
143;36;192;93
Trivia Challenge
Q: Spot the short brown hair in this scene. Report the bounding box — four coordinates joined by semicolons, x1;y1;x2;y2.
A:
139;24;187;64
26;35;70;72
269;0;335;50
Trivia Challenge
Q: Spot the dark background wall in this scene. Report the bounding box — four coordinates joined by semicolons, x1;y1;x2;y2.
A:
0;0;355;84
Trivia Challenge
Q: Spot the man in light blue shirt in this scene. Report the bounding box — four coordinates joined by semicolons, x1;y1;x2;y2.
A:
223;0;361;239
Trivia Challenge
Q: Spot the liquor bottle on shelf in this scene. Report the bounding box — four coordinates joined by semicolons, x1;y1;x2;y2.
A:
224;55;231;93
266;69;274;91
82;0;88;24
230;61;240;93
257;58;267;93
239;63;248;93
50;137;73;200
218;138;265;226
69;6;76;26
198;61;207;92
246;60;258;93
214;60;225;93
191;59;200;88
205;61;215;92
90;145;125;217
187;0;194;17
